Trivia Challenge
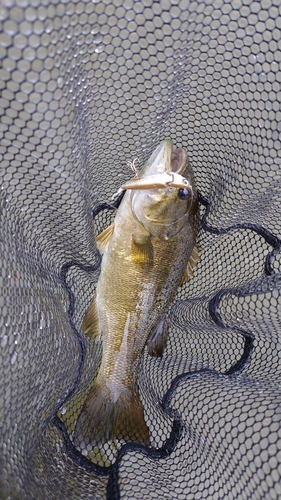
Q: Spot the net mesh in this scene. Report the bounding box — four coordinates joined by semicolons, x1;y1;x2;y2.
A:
1;0;281;498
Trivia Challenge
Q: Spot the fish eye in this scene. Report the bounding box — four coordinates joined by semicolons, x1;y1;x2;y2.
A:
178;187;191;200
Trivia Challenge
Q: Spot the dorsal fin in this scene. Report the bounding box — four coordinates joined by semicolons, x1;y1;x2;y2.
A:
96;223;115;252
180;245;200;285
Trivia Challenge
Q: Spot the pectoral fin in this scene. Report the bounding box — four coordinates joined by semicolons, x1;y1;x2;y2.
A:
131;233;154;266
82;292;100;338
96;223;115;252
147;317;169;357
180;245;200;285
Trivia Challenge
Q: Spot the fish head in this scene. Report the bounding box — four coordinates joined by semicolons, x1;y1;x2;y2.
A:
125;140;197;240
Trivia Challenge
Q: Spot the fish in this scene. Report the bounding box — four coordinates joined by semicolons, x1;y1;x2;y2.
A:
74;139;199;446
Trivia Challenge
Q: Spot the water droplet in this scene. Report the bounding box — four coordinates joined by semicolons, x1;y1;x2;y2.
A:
91;24;99;35
249;54;257;64
93;35;102;44
108;54;115;63
11;352;17;364
57;76;64;87
95;44;104;54
1;336;7;348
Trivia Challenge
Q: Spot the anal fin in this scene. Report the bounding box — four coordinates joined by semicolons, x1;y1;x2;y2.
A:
147;317;169;357
82;291;100;338
180;244;201;285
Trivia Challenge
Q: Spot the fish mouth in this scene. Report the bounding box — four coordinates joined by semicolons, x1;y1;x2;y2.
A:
121;140;189;191
144;138;187;176
170;145;187;175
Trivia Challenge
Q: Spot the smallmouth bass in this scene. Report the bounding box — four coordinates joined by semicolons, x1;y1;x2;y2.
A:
74;139;199;446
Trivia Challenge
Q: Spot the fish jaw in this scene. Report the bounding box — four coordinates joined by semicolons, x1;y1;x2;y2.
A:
143;138;173;175
143;138;188;175
121;139;189;192
119;139;196;239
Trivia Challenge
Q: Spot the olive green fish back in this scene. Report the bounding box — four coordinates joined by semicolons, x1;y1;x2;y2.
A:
1;1;281;499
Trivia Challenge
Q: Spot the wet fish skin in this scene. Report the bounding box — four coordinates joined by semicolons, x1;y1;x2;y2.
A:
74;139;199;445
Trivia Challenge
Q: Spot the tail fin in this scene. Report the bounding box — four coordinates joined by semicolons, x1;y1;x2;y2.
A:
74;382;150;446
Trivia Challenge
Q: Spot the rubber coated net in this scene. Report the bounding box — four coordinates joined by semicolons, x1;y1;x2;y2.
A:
1;0;281;499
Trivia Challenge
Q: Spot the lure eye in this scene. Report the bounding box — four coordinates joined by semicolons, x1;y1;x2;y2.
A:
178;187;191;200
